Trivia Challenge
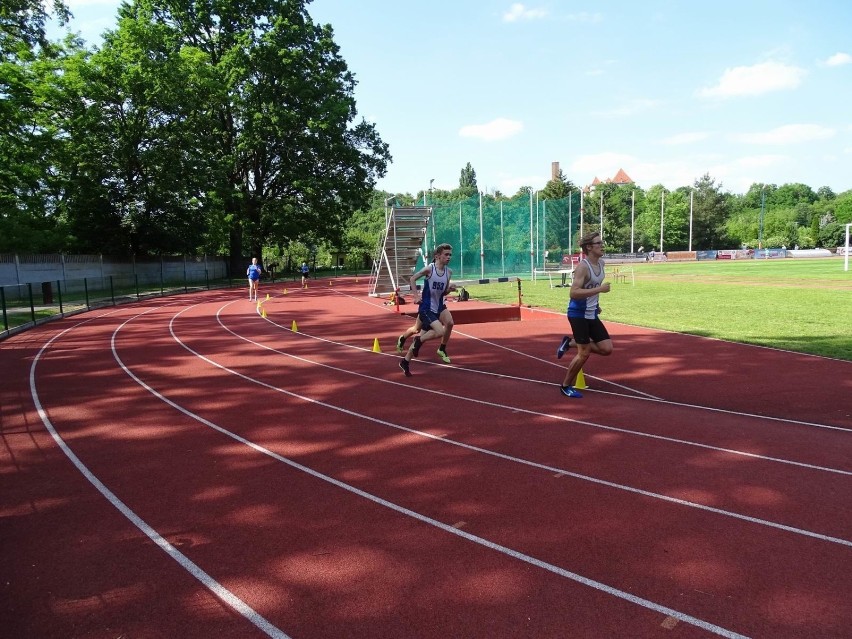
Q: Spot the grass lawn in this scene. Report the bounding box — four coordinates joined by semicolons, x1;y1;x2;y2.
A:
464;258;852;361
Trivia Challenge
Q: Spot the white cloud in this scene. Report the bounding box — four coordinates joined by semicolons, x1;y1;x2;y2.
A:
823;52;852;67
459;118;524;141
696;61;806;98
660;132;711;145
732;124;835;145
502;3;548;23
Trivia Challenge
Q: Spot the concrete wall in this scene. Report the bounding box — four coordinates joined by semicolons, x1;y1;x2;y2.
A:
0;254;229;286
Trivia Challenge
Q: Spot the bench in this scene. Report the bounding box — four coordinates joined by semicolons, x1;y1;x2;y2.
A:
533;262;574;288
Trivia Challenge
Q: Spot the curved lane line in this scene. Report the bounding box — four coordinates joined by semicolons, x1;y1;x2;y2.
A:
28;309;291;639
110;305;751;639
215;303;852;476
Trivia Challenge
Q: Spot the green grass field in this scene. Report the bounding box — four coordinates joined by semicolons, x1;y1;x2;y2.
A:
464;258;852;361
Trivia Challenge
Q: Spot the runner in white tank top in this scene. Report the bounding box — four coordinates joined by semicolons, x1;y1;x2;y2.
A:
556;231;614;398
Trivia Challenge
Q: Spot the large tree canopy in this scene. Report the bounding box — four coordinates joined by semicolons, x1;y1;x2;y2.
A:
2;0;390;262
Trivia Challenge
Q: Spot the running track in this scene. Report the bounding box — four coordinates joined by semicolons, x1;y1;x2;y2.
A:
2;278;850;638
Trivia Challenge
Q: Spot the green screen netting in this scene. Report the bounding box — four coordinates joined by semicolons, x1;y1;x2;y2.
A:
425;192;581;280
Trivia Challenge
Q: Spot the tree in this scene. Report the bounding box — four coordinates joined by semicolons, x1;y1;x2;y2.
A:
538;169;574;201
74;0;390;265
690;173;730;249
0;0;70;51
458;162;478;196
0;1;74;252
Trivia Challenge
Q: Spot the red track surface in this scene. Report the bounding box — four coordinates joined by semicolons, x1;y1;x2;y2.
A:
2;278;851;638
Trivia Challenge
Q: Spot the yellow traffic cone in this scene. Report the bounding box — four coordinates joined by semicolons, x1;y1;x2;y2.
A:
372;338;381;353
261;308;267;318
291;320;298;332
575;369;587;389
266;293;270;300
329;280;333;286
283;288;288;295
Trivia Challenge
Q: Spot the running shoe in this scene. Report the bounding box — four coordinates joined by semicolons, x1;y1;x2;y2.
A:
399;358;412;377
556;335;572;359
411;336;422;357
560;386;583;398
437;347;451;364
396;335;405;353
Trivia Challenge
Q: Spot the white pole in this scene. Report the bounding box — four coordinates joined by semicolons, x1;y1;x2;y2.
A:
459;202;463;279
599;189;604;240
542;200;547;268
479;191;485;278
568;191;573;254
529;189;534;277
535;191;539;267
500;201;505;276
630;190;635;253
845;222;851;272
580;189;585;237
660;189;665;253
689;189;694;252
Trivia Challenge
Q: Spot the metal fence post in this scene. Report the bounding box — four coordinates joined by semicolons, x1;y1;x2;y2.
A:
28;283;35;323
84;278;90;309
110;275;115;305
57;279;63;314
135;274;140;299
1;287;7;331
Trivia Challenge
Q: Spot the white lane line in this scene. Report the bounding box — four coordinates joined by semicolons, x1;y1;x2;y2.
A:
113;310;752;639
211;303;852;477
255;293;850;433
28;313;291;639
137;303;852;550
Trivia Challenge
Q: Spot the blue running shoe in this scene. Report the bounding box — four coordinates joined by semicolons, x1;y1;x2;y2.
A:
396;335;406;353
557;335;572;359
560;386;583;398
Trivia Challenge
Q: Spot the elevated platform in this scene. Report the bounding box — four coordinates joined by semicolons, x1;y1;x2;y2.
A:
401;300;521;324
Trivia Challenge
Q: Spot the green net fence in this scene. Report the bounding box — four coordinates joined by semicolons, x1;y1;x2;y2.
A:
427;192;581;280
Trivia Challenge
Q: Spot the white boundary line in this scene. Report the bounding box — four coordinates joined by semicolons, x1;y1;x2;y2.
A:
28;309;291;639
230;306;852;468
106;306;749;638
320;290;851;432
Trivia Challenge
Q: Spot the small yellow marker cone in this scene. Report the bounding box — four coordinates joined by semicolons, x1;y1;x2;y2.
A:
261;308;267;318
291;320;298;332
266;293;270;300
575;369;587;389
372;338;382;353
283;288;288;295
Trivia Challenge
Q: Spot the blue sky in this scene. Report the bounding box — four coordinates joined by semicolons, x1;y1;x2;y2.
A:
52;0;852;197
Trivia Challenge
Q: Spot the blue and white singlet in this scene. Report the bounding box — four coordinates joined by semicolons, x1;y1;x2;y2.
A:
567;257;605;320
420;263;450;314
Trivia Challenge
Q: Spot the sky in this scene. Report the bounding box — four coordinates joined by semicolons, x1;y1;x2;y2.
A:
50;0;852;197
